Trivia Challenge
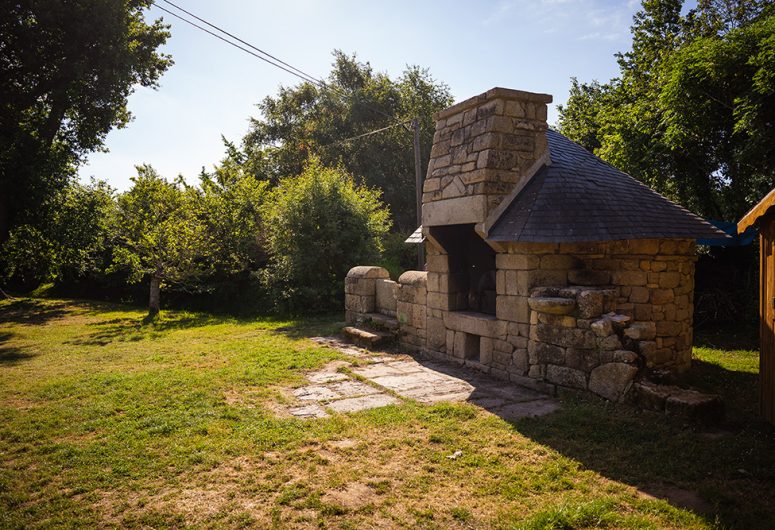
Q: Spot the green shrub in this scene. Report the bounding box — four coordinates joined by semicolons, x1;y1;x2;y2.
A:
260;157;391;313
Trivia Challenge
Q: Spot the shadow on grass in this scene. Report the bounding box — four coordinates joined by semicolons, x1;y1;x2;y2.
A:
512;357;775;530
286;323;775;529
0;299;71;325
66;311;226;346
0;332;36;365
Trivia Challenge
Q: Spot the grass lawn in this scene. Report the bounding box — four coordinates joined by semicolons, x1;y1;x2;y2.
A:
1;298;774;529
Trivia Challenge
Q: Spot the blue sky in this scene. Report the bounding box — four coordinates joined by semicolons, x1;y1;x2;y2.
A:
78;0;648;190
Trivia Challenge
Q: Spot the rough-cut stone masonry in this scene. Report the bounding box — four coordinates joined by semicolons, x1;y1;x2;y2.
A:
422;88;552;228
345;86;707;403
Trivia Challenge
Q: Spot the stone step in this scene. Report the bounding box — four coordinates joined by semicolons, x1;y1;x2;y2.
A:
634;381;724;424
364;312;400;331
342;326;395;348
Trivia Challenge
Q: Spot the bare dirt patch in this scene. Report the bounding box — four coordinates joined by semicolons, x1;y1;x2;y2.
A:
321;482;378;511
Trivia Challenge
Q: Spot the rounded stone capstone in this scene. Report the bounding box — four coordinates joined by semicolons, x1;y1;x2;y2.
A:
347;266;390;279
528;296;576;315
397;270;427;287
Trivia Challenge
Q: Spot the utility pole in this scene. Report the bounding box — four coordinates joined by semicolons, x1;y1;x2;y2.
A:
412;118;425;270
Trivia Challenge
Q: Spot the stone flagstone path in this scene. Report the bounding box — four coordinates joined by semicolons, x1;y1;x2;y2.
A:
285;337;560;421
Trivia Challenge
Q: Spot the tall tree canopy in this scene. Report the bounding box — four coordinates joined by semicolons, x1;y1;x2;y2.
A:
557;0;775;221
0;0;172;241
239;51;453;232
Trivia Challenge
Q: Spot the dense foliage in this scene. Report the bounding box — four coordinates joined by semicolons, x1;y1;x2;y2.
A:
0;0;171;242
557;0;775;221
240;51;453;232
260;157;391;313
1;180;115;288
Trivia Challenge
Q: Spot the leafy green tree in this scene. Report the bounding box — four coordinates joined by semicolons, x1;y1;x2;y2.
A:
557;0;774;221
242;51;453;232
0;0;172;241
260;157;391;313
111;166;212;316
0;180;115;289
197;141;269;277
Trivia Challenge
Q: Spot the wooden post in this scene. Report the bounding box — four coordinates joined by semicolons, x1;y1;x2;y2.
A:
412;118;424;270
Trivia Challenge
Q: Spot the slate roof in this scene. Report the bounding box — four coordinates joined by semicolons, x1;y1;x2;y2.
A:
487;130;728;242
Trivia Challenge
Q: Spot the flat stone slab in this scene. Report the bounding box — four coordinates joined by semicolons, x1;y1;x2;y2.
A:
293;385;341;402
327;380;381;398
326;394;400;413
291;337;561;421
289;403;329;419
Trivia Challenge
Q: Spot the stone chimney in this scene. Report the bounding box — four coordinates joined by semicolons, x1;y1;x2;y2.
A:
422;87;552;228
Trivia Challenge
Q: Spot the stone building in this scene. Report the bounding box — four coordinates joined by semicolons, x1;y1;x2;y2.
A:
345;87;726;402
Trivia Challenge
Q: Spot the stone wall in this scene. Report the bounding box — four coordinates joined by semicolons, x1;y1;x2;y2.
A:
345;237;697;401
422;88;552;227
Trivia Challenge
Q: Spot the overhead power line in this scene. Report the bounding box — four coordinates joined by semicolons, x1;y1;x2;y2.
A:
324;120;412;148
159;0;324;88
151;0;397;122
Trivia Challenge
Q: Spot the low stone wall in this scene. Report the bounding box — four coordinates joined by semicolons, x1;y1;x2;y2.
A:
344;267;425;349
493;239;696;375
346;237;696;401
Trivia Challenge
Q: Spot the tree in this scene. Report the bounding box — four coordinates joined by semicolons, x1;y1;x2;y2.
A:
260;157;391;313
197;141;270;277
557;0;775;221
0;0;172;242
241;51;453;232
111;166;211;316
0;179;115;289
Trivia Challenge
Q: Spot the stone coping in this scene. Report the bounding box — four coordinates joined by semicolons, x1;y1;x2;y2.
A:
435;87;553;120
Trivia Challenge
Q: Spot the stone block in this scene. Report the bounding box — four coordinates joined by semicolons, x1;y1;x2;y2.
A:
612;270;648;286
591;317;613;337
624;322;656;341
345;293;375;314
660;272;681;289
598;334;623;351
375;279;397;314
589;363;638;402
651;289;675;305
347;266;390;280
535;324;597;349
426;317;446;351
545;365;587;389
512;348;529;373
443;311;505;338
426;255;450;273
629;286;649;304
628;239;660;254
656;320;681;337
540;255;581;270
480;336;494;364
537;313;577;328
496;295;530;323
528;340;565;365
446;330;456;358
577;290;604;318
345;277;376;296
496;253;540;270
566;348;599;371
528;296;576;315
612;350;639;364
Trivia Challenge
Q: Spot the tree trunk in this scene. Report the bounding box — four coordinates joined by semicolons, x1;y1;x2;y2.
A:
148;275;161;317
